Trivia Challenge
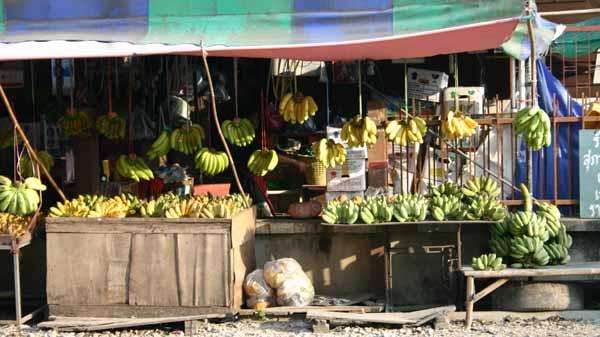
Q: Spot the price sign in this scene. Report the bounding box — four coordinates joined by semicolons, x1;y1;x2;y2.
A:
579;129;600;217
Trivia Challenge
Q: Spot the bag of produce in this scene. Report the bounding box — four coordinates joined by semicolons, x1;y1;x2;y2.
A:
276;272;315;307
263;258;303;289
243;269;275;310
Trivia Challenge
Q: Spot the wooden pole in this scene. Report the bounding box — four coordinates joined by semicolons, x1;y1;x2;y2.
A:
526;0;537;192
199;50;248;207
0;84;67;202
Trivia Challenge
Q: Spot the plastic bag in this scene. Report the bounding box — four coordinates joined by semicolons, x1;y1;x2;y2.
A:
243;269;275;309
263;258;303;289
276;272;315;307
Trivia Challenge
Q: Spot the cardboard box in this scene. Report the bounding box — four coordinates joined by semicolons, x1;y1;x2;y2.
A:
368;161;389;188
443;86;484;115
367;100;388;126
407;67;449;103
326;126;368;159
325;191;364;202
367;129;388;163
326;159;366;192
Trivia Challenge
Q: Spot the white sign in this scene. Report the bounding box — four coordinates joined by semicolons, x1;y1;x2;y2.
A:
407;67;449;103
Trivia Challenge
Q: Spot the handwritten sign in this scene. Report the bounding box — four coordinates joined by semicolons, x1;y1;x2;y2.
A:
579;129;600;218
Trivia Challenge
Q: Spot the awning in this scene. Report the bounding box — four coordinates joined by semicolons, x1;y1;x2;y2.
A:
0;0;524;61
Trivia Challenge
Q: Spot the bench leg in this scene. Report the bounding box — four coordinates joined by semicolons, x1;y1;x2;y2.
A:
464;276;475;329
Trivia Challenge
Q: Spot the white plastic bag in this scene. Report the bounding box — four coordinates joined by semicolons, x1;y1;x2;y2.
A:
243;269;275;309
263;258;303;289
276;272;315;307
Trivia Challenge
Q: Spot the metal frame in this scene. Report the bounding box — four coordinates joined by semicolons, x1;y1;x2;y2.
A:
0;234;45;326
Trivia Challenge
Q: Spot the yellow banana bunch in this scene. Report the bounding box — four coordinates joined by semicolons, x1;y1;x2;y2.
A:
170;124;206;155
278;92;318;124
247;149;278;176
340;115;378;148
165;197;204;218
146;130;171;160
195;147;229;176
312;138;346;168
200;199;240;219
57;109;92;137
441;110;478;140
116;154;154;182
0;176;46;216
87;198;129;218
20;150;55;178
96;113;126;140
385;117;427;146
0;212;30;238
48;199;91;217
222;118;256;147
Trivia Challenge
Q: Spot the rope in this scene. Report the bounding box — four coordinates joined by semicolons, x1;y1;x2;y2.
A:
128;66;134;154
107;61;113;114
70;59;75;113
200;45;248;206
454;54;459;112
233;58;239;118
358;60;363;117
404;62;408;121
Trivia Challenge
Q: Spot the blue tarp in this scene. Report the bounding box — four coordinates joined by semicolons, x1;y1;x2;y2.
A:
515;60;580;203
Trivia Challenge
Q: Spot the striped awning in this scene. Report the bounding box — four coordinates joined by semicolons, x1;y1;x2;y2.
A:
0;0;524;60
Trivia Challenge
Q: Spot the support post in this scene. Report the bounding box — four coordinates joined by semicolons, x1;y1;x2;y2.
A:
464;276;475;329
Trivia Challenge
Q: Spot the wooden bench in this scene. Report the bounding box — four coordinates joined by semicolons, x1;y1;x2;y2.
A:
462;262;600;329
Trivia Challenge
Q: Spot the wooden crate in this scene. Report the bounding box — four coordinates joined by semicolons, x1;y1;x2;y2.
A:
45;207;256;318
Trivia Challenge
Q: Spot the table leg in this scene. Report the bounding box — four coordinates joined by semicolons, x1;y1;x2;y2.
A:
456;223;462;269
464;276;475;329
384;227;391;312
13;249;22;326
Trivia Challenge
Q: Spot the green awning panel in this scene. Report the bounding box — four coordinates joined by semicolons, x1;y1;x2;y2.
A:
553;17;600;58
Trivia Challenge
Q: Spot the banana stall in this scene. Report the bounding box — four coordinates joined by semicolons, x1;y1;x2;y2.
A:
0;0;591;324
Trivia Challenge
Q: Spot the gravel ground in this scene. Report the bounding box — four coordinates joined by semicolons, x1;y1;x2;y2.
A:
2;317;600;337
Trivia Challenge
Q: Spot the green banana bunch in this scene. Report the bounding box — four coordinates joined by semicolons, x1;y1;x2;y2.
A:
312;138;347;168
489;236;512;258
514;105;551;151
430;195;466;221
116;154;155;182
510;236;550;268
359;196;393;224
535;201;562;238
555;227;573;249
428;182;463;198
0;176;46;216
544;242;571;265
195;148;229;176
57;109;92;137
222;118;256;147
490;220;510;238
170;124;206;155
20;150;55;178
471;253;506;271
466;194;505;221
96;113;126;140
506;211;549;241
322;199;360;224
139;193;179;217
146;131;171;160
462;176;501;199
390;193;428;222
247;149;278;176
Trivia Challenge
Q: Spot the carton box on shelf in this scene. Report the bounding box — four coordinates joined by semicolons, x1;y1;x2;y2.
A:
326;159;366;192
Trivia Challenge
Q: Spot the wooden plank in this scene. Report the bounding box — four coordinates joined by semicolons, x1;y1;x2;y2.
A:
129;233;180;306
40;314;225;332
46;217;231;225
47;233;130;305
306;311;417;325
48;304;231;318
195;233;229;307
320;220;499;228
238;305;383;316
46;222;230;234
231;207;256;310
447;310;600;323
462;262;600;278
472;278;509;303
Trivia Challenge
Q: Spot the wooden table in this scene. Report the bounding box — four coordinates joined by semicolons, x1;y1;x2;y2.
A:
321;220;499;311
461;262;600;329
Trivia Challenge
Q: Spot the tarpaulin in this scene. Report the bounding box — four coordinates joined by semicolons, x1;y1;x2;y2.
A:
553;16;600;58
515;59;581;202
0;0;523;60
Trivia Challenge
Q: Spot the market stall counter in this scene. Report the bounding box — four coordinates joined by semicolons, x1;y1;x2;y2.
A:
45;207;256;318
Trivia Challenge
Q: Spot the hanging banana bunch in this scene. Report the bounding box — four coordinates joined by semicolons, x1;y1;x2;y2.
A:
513;105;551;151
312;138;346;168
195;147;229;176
146;130;171;160
278;92;318;124
96;112;126;140
441;110;478;140
341;115;378;148
386;116;427;146
170;124;205;155
222;118;256;147
247;149;278;177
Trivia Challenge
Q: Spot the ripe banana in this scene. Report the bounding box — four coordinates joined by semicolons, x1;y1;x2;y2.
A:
195;147;229;176
0;212;30;238
247;149;278;176
441;110;478;140
386;116;427;146
312;138;346;168
341;115;378;148
278;92;318;124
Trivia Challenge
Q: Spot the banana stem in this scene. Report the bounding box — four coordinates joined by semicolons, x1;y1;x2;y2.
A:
0;84;68;202
200;51;248;208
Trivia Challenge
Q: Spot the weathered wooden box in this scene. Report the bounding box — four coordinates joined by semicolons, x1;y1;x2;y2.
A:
45;207;256;317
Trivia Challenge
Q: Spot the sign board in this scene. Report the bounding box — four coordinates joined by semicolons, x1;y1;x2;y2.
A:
0;62;24;88
407;67;448;103
579;129;600;218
